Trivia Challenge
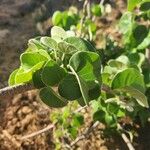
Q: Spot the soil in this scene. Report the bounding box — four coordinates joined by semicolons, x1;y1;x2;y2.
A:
0;0;150;150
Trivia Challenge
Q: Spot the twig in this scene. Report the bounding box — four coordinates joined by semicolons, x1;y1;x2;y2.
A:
74;105;87;113
118;124;135;150
121;133;135;150
0;83;35;99
21;124;54;140
70;121;99;146
100;0;105;5
87;0;91;19
79;0;90;36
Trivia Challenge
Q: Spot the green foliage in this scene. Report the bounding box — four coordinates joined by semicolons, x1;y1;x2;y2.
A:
127;0;141;11
91;4;103;16
50;103;84;148
8;0;150;145
52;9;79;30
9;26;101;108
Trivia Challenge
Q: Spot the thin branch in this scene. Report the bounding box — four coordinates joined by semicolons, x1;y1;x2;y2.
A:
79;0;90;36
74;105;87;113
118;124;135;150
121;133;135;150
21;124;55;140
70;121;99;146
0;83;35;99
100;0;105;5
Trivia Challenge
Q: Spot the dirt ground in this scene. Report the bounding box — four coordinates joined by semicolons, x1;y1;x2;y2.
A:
0;0;150;150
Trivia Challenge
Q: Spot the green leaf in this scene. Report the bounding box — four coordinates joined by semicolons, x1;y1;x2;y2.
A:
111;68;145;93
140;1;150;11
105;113;116;127
58;74;82;100
108;60;126;69
121;86;149;108
40;37;57;50
32;69;45;88
137;31;150;50
58;41;78;54
51;26;67;42
21;51;48;70
93;110;105;122
65;37;96;52
143;67;150;87
116;55;130;65
15;61;45;84
71;114;84;127
42;60;66;86
88;82;101;100
107;103;119;115
77;98;86;106
127;0;141;11
8;69;19;86
28;38;46;51
75;73;90;105
52;11;62;26
39;87;67;108
133;25;148;45
102;73;111;85
128;52;145;67
119;12;134;34
91;4;102;16
69;51;101;104
69;51;101;82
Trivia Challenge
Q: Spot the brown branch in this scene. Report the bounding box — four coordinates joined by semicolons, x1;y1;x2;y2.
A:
0;83;35;99
21;124;55;140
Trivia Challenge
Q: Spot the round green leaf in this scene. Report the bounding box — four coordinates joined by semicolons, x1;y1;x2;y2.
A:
8;69;19;86
40;87;67;108
121;86;149;108
28;38;46;51
51;26;67;42
69;51;101;82
91;4;102;16
137;31;150;50
65;37;96;52
21;51;48;70
32;69;45;89
128;52;145;67
58;74;82;100
133;25;148;45
42;60;66;86
15;61;45;84
40;37;57;50
88;82;101;100
52;11;62;25
93;110;105;122
140;2;150;11
127;0;141;11
111;68;145;93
